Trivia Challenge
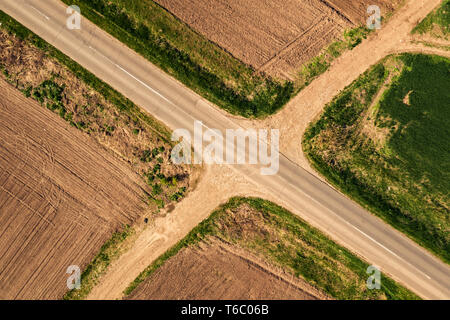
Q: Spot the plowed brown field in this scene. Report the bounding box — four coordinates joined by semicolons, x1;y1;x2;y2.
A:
322;0;398;24
0;79;149;299
127;238;329;300
154;0;400;78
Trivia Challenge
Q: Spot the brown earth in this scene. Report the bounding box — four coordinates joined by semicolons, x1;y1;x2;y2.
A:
127;238;329;300
322;0;400;24
154;0;399;79
0;78;152;299
0;28;195;213
87;164;270;299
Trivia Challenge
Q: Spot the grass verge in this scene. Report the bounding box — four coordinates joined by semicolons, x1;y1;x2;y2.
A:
412;0;449;38
296;27;371;90
64;226;134;300
125;197;419;300
303;53;450;263
60;0;372;117
60;0;293;117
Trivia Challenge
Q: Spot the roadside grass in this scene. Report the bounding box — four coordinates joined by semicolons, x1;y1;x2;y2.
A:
60;0;372;118
0;10;172;142
60;0;293;118
64;226;134;300
412;0;449;39
296;27;371;90
303;53;450;263
125;197;419;300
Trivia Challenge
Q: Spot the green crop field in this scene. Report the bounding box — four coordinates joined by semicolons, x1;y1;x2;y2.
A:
303;53;450;263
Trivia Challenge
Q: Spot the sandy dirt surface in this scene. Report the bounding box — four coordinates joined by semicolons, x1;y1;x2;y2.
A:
87;164;271;299
0;79;150;299
155;0;398;79
127;238;328;300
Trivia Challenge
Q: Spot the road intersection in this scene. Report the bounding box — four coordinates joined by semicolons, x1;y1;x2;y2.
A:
2;0;448;299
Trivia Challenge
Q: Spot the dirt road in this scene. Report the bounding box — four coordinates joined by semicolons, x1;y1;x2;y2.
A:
87;165;269;299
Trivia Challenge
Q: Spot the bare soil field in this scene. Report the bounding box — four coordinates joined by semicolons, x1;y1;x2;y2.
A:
128;238;328;300
0;79;150;299
0;22;201;298
154;0;399;79
322;0;399;24
0;28;195;212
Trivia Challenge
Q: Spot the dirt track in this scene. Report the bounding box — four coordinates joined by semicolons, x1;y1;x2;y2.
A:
87;164;271;299
127;238;329;300
0;79;149;299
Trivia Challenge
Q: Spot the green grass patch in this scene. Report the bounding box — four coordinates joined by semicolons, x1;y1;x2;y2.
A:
412;0;450;38
303;53;450;263
297;27;371;90
125;197;419;300
64;226;134;300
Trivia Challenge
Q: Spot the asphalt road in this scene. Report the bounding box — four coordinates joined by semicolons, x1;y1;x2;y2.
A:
1;0;449;299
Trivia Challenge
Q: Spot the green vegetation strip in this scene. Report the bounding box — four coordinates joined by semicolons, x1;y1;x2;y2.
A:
303;53;450;263
0;10;172;142
297;27;371;90
61;0;293;117
412;0;449;37
60;0;370;117
125;197;419;300
64;226;133;300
